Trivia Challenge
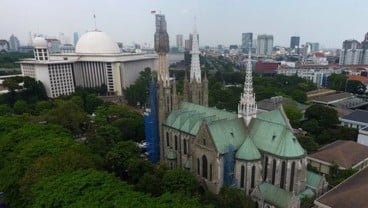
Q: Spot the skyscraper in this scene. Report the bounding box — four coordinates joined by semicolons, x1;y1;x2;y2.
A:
256;34;273;56
290;36;300;49
73;32;79;46
176;34;183;51
9;34;20;51
306;42;319;53
242;33;253;53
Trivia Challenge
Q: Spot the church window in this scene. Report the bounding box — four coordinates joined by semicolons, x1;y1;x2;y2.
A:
210;164;213;181
280;161;287;189
203;138;206;146
290;162;296;192
272;159;276;185
251;165;256;188
166;132;170;146
197;158;200;175
264;157;268;181
183;139;187;154
202;155;208;179
240;165;245;188
174;135;178;150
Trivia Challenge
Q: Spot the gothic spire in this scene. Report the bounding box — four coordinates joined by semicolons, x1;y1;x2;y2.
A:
238;46;257;126
190;18;201;83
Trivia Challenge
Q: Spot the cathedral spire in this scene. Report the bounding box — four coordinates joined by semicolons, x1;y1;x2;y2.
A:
238;46;257;126
190;18;201;83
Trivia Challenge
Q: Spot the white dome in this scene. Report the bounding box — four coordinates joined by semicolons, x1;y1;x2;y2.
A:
33;37;47;48
75;30;120;54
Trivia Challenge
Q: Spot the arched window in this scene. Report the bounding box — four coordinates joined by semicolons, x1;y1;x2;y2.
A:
272;159;276;185
290;162;296;192
264;157;269;181
183;139;187;154
280;161;287;189
240;165;245;188
197;158;200;175
210;164;213;181
174;135;178;150
202;155;208;178
251;165;256;188
166;132;170;146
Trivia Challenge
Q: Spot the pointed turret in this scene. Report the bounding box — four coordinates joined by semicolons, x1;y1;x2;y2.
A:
238;46;257;126
190;19;201;83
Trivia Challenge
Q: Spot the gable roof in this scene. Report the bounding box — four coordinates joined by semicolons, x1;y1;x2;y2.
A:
315;167;368;208
308;140;368;169
258;182;295;208
306;171;324;189
165;102;237;136
249;107;305;158
236;136;261;160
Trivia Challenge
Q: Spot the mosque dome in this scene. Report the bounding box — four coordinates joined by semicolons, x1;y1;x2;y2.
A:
33;37;48;48
75;30;120;54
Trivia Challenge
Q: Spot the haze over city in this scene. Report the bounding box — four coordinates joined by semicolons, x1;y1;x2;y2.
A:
2;0;368;48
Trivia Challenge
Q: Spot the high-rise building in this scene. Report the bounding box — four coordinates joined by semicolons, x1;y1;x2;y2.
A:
242;33;253;53
9;34;20;51
256;34;273;56
290;36;300;49
340;36;368;65
176;34;183;51
73;32;79;47
306;42;319;53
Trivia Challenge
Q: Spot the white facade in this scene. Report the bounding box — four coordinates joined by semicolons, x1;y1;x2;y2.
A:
256;35;273;56
20;31;158;98
358;127;368;147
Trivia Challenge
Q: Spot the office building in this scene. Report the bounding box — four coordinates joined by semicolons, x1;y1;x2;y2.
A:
73;32;79;47
290;36;300;49
9;34;20;51
20;31;157;98
306;42;319;53
176;34;183;51
242;33;253;52
256;34;273;56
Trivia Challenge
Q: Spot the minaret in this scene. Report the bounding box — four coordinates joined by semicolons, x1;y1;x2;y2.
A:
238;46;257;126
190;21;201;83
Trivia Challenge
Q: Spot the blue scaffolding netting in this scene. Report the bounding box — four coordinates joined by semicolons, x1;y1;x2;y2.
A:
223;144;236;186
144;81;160;164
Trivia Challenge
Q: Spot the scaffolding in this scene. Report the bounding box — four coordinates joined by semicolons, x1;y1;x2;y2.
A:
223;144;236;186
144;81;160;164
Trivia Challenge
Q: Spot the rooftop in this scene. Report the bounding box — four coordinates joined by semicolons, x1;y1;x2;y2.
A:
341;109;368;124
312;92;353;105
308;140;368;169
315;167;368;208
347;74;368;84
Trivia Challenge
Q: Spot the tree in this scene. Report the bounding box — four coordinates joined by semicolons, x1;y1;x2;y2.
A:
34;100;53;115
297;135;319;153
328;73;347;91
301;119;320;135
136;172;162;196
162;168;198;195
304;104;339;129
43;100;88;134
346;80;366;94
104;141;141;178
85;94;103;114
283;104;303;127
0;104;12;116
124;67;152;106
215;186;256;208
13;100;28;114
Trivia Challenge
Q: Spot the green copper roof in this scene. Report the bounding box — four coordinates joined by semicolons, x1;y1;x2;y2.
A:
165;102;237;136
249;107;305;158
297;188;315;200
236;136;261;160
259;182;293;208
306;171;323;189
207;118;247;154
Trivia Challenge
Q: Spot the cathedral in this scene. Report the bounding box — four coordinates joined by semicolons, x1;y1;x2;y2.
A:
145;14;327;208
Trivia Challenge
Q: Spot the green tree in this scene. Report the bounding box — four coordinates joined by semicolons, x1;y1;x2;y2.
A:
305;104;339;129
283;104;303;127
301;119;320;135
124;67;152;106
0;104;12;115
162;168;198;195
136;172;163;196
215;186;256;208
13;100;28;114
346;80;366;94
297;135;319;153
43;100;88;134
34;100;53;115
126;158;154;184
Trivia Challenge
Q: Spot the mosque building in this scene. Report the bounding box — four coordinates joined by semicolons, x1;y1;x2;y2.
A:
145;14;327;208
19;30;157;98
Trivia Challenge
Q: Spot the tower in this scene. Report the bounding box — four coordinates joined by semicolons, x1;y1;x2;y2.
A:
184;20;208;106
154;14;178;159
238;47;257;126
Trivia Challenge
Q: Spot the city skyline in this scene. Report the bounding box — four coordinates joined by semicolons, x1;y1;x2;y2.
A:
2;0;368;48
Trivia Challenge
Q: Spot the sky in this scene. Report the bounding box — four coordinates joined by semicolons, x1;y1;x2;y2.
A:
2;0;368;48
